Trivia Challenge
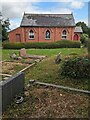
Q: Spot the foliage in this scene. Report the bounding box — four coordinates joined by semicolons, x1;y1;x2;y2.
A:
3;40;81;49
61;56;90;79
0;12;10;41
80;33;88;47
76;22;88;34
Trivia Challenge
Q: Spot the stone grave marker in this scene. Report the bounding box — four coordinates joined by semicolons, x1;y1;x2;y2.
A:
55;52;62;64
20;48;27;57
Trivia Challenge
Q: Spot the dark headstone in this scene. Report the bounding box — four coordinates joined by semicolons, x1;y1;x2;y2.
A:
0;72;25;113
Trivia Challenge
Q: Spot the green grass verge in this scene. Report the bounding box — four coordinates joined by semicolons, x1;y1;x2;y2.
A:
2;48;86;60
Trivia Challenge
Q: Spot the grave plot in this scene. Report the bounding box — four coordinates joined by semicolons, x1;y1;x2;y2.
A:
1;55;46;81
2;85;89;118
0;59;33;81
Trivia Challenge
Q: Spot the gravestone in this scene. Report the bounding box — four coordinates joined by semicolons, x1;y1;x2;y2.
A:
10;53;22;60
10;53;17;60
20;48;27;57
0;72;25;113
55;52;62;64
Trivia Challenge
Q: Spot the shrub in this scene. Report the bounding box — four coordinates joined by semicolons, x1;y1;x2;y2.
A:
3;40;81;49
2;42;25;49
61;56;90;79
80;33;88;47
55;40;81;48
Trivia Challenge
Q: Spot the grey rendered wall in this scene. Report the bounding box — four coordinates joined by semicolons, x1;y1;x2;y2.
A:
0;72;25;114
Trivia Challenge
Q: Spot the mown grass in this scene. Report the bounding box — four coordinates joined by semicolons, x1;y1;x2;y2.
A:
2;48;87;60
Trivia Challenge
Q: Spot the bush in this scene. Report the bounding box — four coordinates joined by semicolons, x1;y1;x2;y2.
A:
61;56;90;79
80;33;88;47
3;40;81;49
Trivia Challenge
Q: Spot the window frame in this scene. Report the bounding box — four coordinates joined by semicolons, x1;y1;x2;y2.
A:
62;30;67;39
29;30;35;39
45;30;51;39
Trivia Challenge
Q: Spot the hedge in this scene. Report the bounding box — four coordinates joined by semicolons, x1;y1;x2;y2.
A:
3;40;81;49
61;56;90;79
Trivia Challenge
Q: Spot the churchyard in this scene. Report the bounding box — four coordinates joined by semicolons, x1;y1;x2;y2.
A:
1;48;90;118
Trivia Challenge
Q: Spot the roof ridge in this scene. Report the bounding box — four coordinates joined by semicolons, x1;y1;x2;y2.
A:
24;13;72;15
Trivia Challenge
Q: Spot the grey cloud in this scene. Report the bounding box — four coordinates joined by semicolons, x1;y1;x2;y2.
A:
1;2;40;19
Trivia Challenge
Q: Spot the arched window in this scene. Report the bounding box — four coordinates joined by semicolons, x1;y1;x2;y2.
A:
62;30;67;39
45;30;50;39
29;30;34;39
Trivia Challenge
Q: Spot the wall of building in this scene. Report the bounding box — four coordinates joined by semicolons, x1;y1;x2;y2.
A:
9;26;80;43
9;27;21;43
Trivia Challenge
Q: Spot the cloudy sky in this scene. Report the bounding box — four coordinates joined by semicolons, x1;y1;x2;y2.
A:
0;0;89;30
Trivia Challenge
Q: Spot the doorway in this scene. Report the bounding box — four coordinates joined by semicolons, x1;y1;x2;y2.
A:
73;34;79;40
16;34;21;42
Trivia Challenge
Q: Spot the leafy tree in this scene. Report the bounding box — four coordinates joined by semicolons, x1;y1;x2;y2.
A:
0;12;10;41
76;22;88;34
80;33;88;47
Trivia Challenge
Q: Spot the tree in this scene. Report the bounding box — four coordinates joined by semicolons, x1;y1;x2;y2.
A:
0;12;10;41
76;22;88;34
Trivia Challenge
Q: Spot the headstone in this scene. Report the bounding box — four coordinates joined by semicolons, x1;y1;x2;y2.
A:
20;48;27;57
55;52;62;64
10;53;22;60
10;53;17;59
18;57;22;60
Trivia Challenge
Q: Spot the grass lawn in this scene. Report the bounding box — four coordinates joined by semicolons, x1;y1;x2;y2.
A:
2;48;88;90
2;48;89;118
2;48;86;60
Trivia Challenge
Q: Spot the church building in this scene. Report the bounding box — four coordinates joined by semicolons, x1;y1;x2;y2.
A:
9;13;83;43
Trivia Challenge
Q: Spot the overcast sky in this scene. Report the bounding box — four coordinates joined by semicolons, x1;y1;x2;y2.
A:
0;0;89;30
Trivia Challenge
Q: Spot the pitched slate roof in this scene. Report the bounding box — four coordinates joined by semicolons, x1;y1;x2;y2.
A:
20;13;75;27
74;26;83;33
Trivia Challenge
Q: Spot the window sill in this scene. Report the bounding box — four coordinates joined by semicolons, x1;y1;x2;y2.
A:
29;38;35;40
62;38;67;40
45;38;51;40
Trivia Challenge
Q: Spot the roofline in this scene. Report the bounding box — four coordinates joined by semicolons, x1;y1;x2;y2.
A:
20;12;25;27
8;27;20;33
74;31;83;33
24;12;73;15
20;25;76;27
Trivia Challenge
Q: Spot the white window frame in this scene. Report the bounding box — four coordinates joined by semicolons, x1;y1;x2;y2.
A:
62;30;67;39
29;30;34;39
